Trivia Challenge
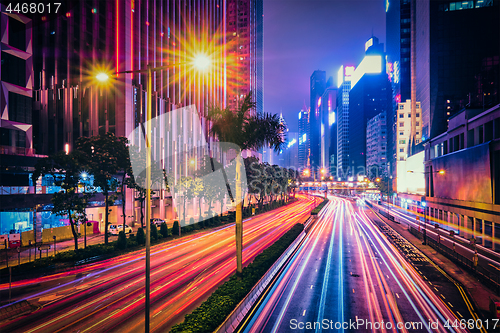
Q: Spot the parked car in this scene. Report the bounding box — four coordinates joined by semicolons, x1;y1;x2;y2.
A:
150;218;166;226
109;224;133;235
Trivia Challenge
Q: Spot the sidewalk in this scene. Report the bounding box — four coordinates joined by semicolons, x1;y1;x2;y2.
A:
366;206;498;319
0;232;117;270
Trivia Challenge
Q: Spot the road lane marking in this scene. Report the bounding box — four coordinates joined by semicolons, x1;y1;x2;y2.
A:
448;302;453;308
440;294;445;299
457;311;463;318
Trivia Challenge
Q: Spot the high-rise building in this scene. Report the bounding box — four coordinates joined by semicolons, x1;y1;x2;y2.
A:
309;70;326;175
0;0;245;233
415;0;499;140
320;87;337;176
283;132;299;169
349;37;393;177
386;0;411;105
396;99;422;161
366;112;387;178
336;65;354;180
226;0;264;115
298;107;310;170
0;7;33;156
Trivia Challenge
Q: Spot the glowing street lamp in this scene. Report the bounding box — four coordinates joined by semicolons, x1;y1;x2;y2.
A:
376;178;381;182
193;54;211;71
303;168;310;177
96;72;109;82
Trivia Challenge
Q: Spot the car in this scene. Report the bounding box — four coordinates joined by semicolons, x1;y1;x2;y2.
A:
150;218;166;226
109;224;133;235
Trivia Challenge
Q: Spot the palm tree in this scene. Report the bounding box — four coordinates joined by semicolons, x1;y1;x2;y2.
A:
206;92;286;275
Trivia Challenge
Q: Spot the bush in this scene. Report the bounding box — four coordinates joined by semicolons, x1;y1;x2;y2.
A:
116;231;127;250
170;223;304;333
311;198;329;215
136;227;146;245
160;222;170;238
172;220;179;236
150;224;158;241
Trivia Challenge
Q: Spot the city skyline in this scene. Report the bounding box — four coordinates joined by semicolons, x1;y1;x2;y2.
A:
263;0;386;133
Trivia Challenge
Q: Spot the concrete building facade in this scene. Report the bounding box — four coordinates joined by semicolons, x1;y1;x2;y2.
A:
423;103;500;250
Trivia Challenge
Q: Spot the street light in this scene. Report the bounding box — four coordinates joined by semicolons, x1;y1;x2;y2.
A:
96;73;109;82
421;200;427;245
96;54;211;333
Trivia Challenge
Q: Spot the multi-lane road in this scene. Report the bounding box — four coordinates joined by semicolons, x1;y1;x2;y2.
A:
239;197;483;333
0;194;321;333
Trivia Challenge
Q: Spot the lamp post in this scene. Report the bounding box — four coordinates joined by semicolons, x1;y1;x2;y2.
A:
421;200;427;245
96;54;210;333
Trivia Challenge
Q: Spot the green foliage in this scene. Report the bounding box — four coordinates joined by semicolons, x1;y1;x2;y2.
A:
172;220;180;236
76;132;130;244
32;150;93;251
170;223;304;333
160;222;170;238
311;198;329;215
150;224;158;241
116;231;127;250
136;227;146;245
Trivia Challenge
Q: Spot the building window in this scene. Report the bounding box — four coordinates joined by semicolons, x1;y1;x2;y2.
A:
416;122;419;126
399;139;406;144
416;131;420;135
408;113;411;118
400;148;404;152
399;132;404;136
400;157;405;161
399;113;404;118
399;122;404;127
416;113;420;117
399;104;404;110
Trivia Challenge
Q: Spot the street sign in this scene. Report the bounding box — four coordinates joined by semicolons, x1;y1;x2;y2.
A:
38;245;51;251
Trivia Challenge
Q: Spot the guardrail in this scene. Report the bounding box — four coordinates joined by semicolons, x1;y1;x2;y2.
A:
216;222;309;333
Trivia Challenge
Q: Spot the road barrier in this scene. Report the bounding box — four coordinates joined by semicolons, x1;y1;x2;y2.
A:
215;224;309;333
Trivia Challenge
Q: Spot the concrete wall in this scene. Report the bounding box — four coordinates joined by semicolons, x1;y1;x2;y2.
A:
21;230;34;247
42;225;74;243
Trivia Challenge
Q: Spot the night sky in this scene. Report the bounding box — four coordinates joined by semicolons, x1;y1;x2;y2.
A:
263;0;386;132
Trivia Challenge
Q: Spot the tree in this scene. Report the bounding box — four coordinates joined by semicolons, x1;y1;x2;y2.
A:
206;92;286;275
32;151;92;250
128;146;166;229
76;132;129;244
175;176;198;224
196;155;226;217
118;144;134;233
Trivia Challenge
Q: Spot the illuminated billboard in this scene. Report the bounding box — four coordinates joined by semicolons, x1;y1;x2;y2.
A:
337;65;355;88
351;55;382;88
